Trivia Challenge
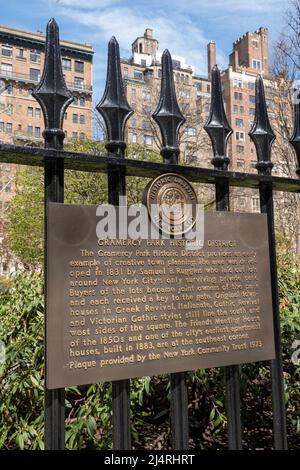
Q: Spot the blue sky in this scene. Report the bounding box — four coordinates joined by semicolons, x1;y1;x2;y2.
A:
1;0;288;103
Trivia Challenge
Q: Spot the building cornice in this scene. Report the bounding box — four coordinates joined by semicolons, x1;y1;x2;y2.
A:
0;26;93;61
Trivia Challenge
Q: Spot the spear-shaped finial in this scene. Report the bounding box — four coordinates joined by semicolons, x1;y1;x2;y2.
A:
96;37;133;155
32;18;74;149
204;65;232;170
152;49;185;164
249;75;275;175
289;81;300;176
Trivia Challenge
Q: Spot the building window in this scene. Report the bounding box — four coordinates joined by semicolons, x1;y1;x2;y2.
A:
64;112;67;121
145;69;153;78
27;107;33;117
248;81;255;90
249;108;255;116
240;106;244;114
252;39;258;48
132;133;137;143
73;113;78;123
17;48;25;58
35;108;41;118
2;45;12;57
142;120;151;130
131;118;137;128
182;103;190;114
235;118;244;128
28;88;33;96
72;132;78;140
252;196;260;213
18;124;22;131
80;132;85;140
6;122;12;133
185;127;196;137
179;89;190;99
79;97;85;107
158;69;162;78
1;63;12;76
0;122;4;132
134;69;143;80
35;127;41;138
249;95;256;104
30;50;41;63
142;89;150;100
123;67;128;77
252;59;261;70
144;134;153;146
6;84;13;95
236;145;244;154
75;61;84;73
80;114;85;124
62;58;71;71
74;77;84;89
141;59;147;67
266;99;275;109
6;104;13;115
30;68;40;82
233;78;243;88
207;84;210;93
237;159;245;170
73;96;78;106
27;125;33;136
194;81;202;91
236;131;244;141
234;91;243;101
233;105;238;113
131;88;136;97
239;196;246;209
5;181;11;192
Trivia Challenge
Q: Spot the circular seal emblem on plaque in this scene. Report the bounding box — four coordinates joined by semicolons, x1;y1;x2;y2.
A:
143;173;198;236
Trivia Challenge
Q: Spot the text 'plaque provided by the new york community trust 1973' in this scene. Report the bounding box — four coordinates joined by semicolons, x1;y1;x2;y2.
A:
46;203;275;389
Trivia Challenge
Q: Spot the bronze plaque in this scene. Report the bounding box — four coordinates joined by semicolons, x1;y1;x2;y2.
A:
46;203;275;389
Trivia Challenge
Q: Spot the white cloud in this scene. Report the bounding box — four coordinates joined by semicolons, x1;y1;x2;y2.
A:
55;5;217;75
54;0;120;8
48;0;285;102
161;0;284;13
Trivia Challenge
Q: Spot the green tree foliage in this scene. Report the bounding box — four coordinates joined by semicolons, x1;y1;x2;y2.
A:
7;141;161;268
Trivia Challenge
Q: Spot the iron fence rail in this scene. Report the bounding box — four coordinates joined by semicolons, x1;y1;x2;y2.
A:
0;144;299;192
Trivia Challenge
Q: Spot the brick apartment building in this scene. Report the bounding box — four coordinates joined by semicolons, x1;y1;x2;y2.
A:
121;27;292;214
0;24;93;276
120;28;212;167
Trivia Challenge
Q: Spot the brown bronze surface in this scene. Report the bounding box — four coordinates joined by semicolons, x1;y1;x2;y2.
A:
46;203;275;389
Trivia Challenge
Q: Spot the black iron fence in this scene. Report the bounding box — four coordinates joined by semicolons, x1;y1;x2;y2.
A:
0;18;300;450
